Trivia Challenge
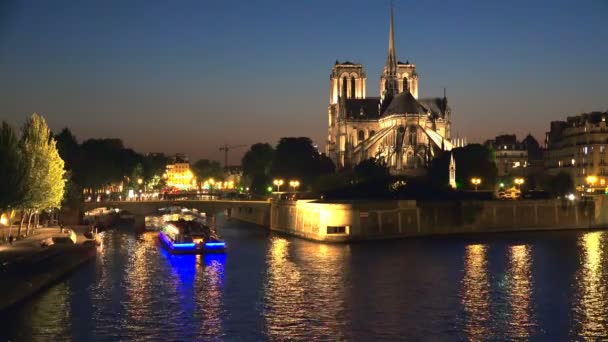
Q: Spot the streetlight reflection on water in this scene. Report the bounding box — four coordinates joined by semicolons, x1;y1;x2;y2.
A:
507;245;534;338
462;244;490;340
574;231;608;338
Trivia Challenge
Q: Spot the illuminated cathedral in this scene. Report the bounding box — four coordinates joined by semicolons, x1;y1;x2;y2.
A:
326;6;461;175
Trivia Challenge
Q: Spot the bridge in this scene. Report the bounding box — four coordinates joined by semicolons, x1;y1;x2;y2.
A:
82;200;271;228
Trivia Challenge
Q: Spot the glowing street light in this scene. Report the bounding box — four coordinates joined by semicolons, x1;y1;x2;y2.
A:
273;179;284;192
470;177;481;191
137;178;143;185
289;180;300;192
586;175;598;188
514;177;525;190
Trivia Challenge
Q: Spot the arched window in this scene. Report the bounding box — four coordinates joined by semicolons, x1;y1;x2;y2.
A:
403;77;409;91
342;78;347;98
351;78;356;98
358;130;365;143
370;130;376;137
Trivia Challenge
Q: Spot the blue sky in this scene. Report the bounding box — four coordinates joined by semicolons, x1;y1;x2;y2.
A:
1;0;607;162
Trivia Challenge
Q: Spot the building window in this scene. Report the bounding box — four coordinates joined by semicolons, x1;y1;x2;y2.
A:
601;146;606;153
358;130;365;143
370;130;376;137
584;146;588;155
402;77;408;91
342;78;347;98
327;226;347;234
351;78;356;98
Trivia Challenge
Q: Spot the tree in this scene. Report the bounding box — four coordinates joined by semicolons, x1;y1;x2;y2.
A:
429;144;498;191
192;159;223;182
542;172;574;197
242;143;274;194
0;122;26;211
242;143;274;178
20;114;66;235
270;137;335;189
354;158;390;182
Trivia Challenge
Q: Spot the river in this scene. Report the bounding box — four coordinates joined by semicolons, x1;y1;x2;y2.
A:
1;216;608;341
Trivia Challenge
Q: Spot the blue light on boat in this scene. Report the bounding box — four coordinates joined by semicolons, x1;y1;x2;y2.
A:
159;231;196;250
205;242;226;250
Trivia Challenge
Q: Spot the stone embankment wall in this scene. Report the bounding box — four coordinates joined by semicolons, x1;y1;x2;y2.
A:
228;205;270;226
0;244;96;312
271;197;608;242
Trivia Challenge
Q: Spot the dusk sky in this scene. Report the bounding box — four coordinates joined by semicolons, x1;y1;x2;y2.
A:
1;0;607;163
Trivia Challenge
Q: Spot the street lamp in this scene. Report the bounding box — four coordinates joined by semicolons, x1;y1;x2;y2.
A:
514;177;525;190
289;180;300;192
273;179;284;192
586;175;598;188
470;177;481;191
137;178;143;185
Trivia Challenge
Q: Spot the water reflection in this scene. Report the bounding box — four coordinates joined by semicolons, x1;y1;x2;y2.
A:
125;232;155;332
574;231;608;337
195;254;226;340
263;237;352;339
264;237;306;339
22;281;72;341
507;245;535;338
461;244;490;340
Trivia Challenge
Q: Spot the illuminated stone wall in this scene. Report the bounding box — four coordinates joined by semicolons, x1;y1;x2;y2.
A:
271;199;605;242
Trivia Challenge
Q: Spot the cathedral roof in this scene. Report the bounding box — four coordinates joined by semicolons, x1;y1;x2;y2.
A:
419;97;449;117
344;98;381;119
383;91;428;116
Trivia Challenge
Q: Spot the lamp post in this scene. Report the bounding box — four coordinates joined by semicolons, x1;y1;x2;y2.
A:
470;177;481;192
514;177;525;190
289;180;300;192
273;179;284;192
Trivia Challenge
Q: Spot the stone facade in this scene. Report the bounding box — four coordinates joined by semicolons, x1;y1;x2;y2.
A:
545;111;608;191
271;198;604;242
326;7;457;175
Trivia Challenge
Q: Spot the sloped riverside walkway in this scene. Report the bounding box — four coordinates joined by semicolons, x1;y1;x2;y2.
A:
0;227;97;312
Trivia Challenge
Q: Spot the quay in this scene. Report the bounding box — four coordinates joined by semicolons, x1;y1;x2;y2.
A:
0;227;97;312
268;197;608;242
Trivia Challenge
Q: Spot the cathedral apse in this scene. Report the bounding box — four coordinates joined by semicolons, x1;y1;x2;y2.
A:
326;6;462;175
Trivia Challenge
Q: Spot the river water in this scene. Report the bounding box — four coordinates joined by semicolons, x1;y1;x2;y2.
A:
1;216;608;341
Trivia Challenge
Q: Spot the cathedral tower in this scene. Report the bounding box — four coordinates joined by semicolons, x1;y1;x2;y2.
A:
329;61;366;105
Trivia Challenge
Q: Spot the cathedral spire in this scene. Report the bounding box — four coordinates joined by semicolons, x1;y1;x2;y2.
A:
384;2;399;98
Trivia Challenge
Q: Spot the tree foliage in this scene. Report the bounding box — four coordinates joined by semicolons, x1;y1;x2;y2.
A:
193;159;223;182
270;137;335;188
354;157;390;182
242;143;275;194
242;143;274;179
0;121;27;210
21;114;66;210
542;172;574;197
429;144;498;190
55;128;170;193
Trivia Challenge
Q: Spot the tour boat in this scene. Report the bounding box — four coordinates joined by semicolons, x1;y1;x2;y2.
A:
146;207;205;230
158;219;226;254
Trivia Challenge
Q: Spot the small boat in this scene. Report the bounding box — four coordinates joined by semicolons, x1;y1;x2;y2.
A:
159;219;226;254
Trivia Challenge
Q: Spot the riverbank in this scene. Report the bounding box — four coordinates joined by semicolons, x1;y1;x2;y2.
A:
271;197;608;242
0;227;97;312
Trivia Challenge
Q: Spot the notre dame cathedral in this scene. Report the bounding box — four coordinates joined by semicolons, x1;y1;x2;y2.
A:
326;6;462;175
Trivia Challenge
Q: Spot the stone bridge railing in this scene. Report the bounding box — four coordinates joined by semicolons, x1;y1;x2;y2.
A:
81;199;271;227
